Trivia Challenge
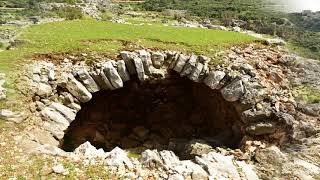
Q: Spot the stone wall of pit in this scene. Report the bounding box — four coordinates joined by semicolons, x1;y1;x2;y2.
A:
26;48;297;150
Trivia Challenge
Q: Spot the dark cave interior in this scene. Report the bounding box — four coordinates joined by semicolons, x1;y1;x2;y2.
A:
61;71;244;158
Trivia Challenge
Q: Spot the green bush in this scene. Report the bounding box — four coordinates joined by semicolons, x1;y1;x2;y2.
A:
100;11;113;21
55;7;83;20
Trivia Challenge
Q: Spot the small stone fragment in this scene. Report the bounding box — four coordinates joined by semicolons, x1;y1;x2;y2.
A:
52;164;69;175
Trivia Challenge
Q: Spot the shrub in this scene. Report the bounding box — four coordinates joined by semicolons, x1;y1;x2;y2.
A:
100;11;113;21
55;7;83;20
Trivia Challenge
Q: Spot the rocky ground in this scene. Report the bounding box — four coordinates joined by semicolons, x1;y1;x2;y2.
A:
0;36;319;180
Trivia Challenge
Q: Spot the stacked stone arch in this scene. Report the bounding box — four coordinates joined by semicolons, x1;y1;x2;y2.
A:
29;49;295;153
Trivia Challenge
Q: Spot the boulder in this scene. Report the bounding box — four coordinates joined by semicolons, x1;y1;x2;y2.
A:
221;78;245;102
36;83;52;98
169;53;180;69
90;70;106;90
140;149;163;168
183;140;213;159
42;121;65;139
180;55;197;77
0;109;26;123
74;141;106;159
241;109;274;123
133;57;146;81
65;74;92;103
235;161;259;180
52;164;69;175
233;26;241;32
188;62;204;82
74;69;100;93
255;146;288;165
103;61;123;89
195;152;240;179
116;60;130;82
159;150;180;170
151;52;165;69
246;122;277;135
41;107;70;128
171;160;208;179
173;54;189;73
50;102;76;122
138;50;154;75
104;147;133;169
120;51;137;75
204;71;226;89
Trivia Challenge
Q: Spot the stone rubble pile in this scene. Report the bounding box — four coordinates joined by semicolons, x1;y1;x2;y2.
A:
65;141;259;180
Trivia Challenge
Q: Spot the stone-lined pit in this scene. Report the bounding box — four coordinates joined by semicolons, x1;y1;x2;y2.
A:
61;71;243;158
27;48;295;161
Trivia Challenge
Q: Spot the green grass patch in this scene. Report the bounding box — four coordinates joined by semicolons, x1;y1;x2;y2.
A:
294;86;320;104
128;151;141;159
287;42;320;60
0;19;257;78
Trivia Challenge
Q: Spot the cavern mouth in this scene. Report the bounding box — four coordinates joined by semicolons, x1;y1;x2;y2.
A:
60;71;243;159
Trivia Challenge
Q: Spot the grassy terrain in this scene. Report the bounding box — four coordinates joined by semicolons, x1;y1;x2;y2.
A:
287;43;320;60
0;19;257;75
294;86;320;104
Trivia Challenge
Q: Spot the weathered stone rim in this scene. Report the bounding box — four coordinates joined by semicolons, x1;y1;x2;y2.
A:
26;48;296;155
